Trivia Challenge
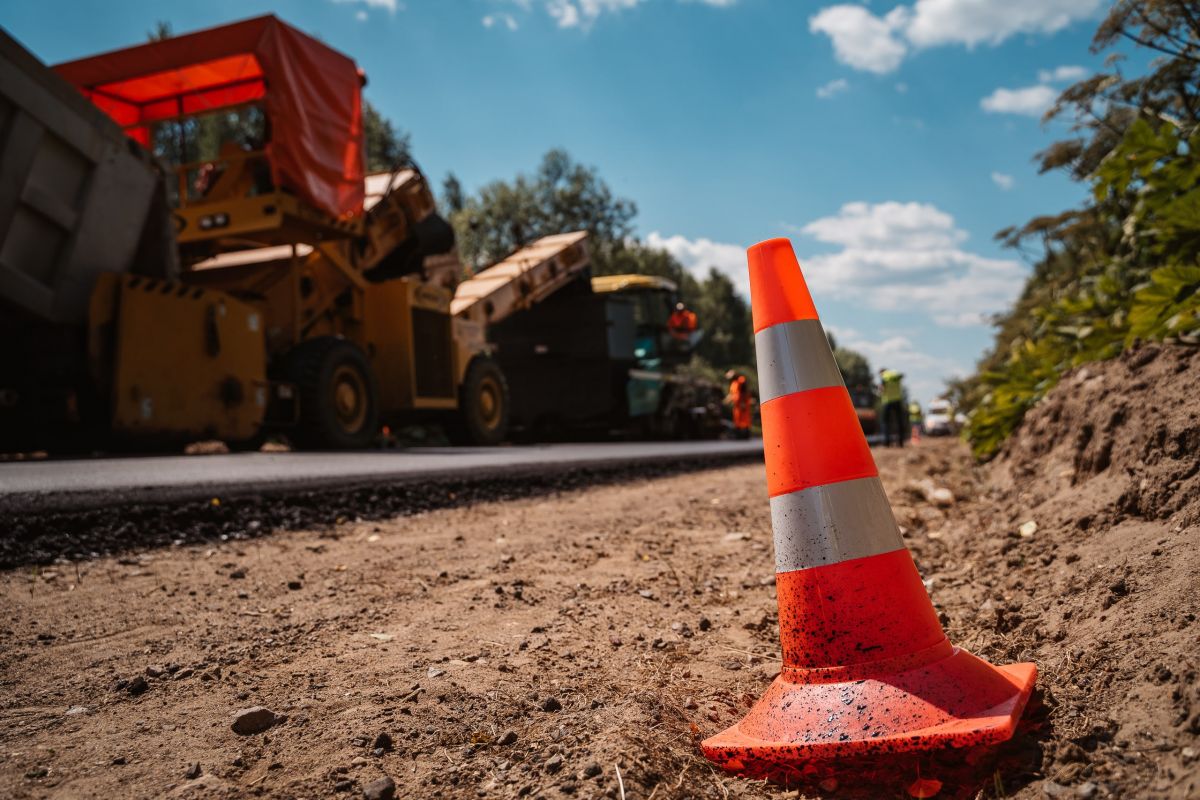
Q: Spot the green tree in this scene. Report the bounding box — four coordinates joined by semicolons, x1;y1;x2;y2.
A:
363;101;411;172
449;149;636;271
958;0;1200;458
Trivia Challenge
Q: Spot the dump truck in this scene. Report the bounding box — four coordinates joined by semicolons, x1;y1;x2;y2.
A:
0;17;588;451
455;261;724;440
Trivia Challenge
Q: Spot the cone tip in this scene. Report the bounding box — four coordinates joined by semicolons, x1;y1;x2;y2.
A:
746;237;818;333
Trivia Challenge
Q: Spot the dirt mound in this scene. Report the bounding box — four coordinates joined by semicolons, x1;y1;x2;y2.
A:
995;343;1200;529
930;343;1200;798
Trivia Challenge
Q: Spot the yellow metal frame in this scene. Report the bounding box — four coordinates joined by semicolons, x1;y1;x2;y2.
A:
90;272;267;441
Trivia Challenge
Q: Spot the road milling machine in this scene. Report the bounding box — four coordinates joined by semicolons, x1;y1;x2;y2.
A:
0;17;590;451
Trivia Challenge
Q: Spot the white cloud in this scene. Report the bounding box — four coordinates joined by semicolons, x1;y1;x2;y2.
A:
506;0;735;29
796;201;1024;328
809;0;1101;73
980;84;1057;116
825;327;965;402
645;231;750;297
905;0;1102;48
334;0;402;14
356;9;368;21
1038;64;1088;83
991;171;1014;190
483;12;520;30
649;201;1023;332
816;78;850;99
809;5;910;74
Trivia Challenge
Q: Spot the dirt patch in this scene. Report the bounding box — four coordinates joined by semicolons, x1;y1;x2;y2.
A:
1;346;1197;800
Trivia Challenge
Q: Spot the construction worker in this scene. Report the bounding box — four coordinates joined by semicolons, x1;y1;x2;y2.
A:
668;302;698;342
908;400;923;443
725;369;753;439
879;367;906;447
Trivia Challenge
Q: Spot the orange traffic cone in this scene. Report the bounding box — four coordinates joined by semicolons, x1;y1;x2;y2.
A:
701;239;1036;779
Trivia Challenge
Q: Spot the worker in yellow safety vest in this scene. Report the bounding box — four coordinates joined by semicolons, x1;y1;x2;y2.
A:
879;368;906;447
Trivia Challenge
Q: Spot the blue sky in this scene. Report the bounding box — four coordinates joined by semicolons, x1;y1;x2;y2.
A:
6;0;1115;402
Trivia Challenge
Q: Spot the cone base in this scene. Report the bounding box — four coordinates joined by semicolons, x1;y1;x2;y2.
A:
701;646;1036;778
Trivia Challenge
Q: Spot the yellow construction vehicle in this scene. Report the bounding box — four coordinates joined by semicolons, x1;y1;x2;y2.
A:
0;17;589;451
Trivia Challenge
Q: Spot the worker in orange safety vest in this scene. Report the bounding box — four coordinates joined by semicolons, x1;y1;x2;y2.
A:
725;369;754;439
667;302;698;342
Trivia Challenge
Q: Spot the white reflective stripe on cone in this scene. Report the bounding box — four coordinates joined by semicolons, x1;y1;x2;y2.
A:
755;319;844;404
770;477;905;572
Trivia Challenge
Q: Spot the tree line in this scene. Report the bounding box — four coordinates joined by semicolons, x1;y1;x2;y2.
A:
950;0;1199;458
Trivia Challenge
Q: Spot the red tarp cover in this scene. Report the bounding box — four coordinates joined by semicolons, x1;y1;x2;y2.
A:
54;15;365;218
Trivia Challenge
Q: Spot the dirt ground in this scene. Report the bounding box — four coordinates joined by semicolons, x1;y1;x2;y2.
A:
1;346;1197;799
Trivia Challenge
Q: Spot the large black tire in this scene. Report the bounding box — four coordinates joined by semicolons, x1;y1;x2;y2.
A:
286;337;379;450
447;357;509;446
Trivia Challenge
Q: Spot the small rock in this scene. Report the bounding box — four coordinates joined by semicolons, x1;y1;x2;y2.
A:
1019;520;1038;538
174;668;195;680
362;776;396;800
334;779;354;792
929;487;955;507
637;589;655;600
544;754;563;774
65;705;89;716
372;732;393;752
127;676;149;696
350;756;368;767
25;767;49;779
498;731;518;746
111;756;126;766
185;763;202;780
231;706;277;735
1076;783;1098;799
720;659;742;671
582;763;602;779
1042;781;1069;798
146;665;166;678
541;697;562;712
287;580;302;591
426;667;444;678
698;616;712;632
229;569;246;579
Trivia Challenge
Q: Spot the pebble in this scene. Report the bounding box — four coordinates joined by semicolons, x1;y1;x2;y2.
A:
229;569;246;579
498;731;518;746
65;705;89;716
185;763;202;779
1076;783;1099;799
334;779;354;792
541;697;562;712
427;667;444;678
127;676;149;696
372;732;393;753
582;763;602;779
231;706;277;735
362;776;396;800
146;665;166;678
1042;781;1069;797
287;580;302;590
350;756;368;767
544;754;563;774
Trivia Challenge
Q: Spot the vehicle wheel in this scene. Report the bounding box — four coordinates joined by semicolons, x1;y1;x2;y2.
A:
287;337;379;449
447;357;509;446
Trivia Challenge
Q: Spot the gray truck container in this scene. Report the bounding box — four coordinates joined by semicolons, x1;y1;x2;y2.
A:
0;27;176;326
